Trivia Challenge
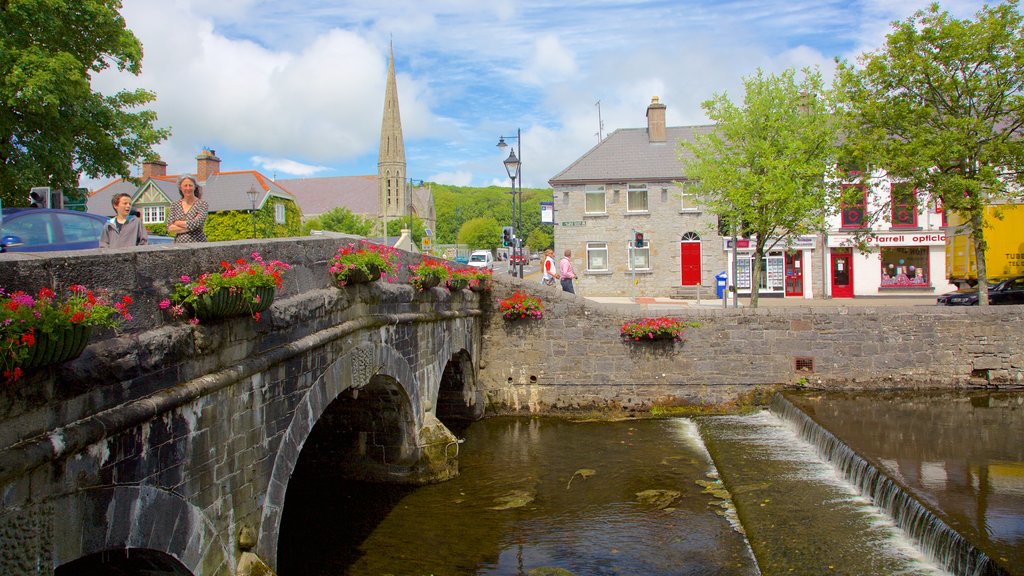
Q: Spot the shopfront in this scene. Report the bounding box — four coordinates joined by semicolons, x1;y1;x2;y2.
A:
826;232;954;296
724;236;817;299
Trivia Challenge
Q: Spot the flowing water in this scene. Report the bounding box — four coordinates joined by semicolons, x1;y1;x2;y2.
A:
779;390;1024;576
278;411;968;575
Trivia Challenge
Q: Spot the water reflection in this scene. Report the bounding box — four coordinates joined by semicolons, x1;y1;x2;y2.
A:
784;390;1024;575
278;417;758;576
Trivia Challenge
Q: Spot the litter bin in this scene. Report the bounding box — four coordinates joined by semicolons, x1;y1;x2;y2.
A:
715;272;728;299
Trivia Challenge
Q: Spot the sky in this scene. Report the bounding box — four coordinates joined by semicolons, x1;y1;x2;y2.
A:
86;0;993;191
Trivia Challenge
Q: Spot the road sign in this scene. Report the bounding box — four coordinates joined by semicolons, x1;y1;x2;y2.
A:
422;237;432;248
561;220;585;227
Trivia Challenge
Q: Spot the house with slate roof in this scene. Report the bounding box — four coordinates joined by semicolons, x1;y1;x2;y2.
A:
88;149;301;239
548;97;729;298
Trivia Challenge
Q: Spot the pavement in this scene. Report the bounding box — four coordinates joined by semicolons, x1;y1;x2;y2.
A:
510;264;941;309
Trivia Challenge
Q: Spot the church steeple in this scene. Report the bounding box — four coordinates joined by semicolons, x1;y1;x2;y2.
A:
378;42;406;234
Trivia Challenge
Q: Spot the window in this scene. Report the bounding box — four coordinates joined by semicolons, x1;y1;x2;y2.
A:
890;183;917;228
55;213;104;243
274;203;286;224
628;244;650;270
586;242;608;271
680;186;699;211
627;184;648;212
142;205;165;224
840;184;867;228
880;247;929;287
584;185;606;214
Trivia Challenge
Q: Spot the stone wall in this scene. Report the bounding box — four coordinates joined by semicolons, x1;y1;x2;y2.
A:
477;280;1024;413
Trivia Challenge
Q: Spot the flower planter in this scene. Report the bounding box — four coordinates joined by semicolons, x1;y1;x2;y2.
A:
192;286;275;321
340;264;382;285
446;279;469;291
469;282;490;293
626;333;679;341
20;324;93;369
414;275;442;290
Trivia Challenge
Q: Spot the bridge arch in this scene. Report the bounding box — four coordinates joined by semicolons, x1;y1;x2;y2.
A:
258;338;462;567
50;485;225;576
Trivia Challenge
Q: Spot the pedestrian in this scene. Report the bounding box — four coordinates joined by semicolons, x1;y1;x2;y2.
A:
166;174;208;243
541;248;559;286
99;193;149;248
559;249;577;294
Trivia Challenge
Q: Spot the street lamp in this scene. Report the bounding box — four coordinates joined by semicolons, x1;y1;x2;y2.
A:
497;129;523;278
246;185;258;239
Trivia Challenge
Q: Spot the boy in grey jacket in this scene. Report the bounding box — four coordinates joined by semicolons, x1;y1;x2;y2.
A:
99;193;149;248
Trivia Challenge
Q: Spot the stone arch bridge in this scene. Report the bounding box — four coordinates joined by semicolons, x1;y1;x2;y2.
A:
2;237;1021;575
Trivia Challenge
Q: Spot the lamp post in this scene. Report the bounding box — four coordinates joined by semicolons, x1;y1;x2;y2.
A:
497;129;523;278
246;185;258;239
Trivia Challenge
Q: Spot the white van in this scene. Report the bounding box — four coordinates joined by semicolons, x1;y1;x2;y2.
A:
467;250;494;270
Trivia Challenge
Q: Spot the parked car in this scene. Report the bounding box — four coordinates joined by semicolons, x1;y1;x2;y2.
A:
0;208;170;252
936;275;1024;306
510;251;531;265
467;250;494;271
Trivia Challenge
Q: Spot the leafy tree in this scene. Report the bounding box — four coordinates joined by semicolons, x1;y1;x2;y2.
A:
526;227;552;254
458;216;502;251
681;67;839;307
303;206;375;236
0;0;169;207
432;183;552;245
836;1;1024;305
387;214;426;245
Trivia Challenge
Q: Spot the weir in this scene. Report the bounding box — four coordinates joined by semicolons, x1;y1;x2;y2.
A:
770;394;1008;576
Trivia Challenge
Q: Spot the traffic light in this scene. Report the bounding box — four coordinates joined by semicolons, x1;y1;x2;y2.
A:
502;226;513;247
634;232;645;248
29;187;50;208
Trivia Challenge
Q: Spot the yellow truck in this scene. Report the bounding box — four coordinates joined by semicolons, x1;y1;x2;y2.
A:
945;204;1024;285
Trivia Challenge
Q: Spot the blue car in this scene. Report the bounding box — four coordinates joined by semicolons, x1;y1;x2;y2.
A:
0;208;172;252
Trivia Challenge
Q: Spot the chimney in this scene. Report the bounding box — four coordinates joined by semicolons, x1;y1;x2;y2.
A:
196;148;221;182
646;96;667;143
142;159;167;178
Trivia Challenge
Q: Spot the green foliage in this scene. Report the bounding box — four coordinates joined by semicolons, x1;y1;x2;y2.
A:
458;216;502;250
387;214;426;244
526;227;552;253
0;0;170;207
835;1;1024;303
680;67;839;308
145;222;168;236
431;183;553;245
206;201;302;241
303;206;375;236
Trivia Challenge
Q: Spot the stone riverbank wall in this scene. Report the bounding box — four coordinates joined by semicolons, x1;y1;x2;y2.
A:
477;280;1024;413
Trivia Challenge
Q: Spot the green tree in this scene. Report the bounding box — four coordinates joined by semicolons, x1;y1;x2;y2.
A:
526;227;552;254
432;183;552;245
0;0;169;207
681;67;839;307
303;206;375;236
836;1;1024;305
458;216;501;251
387;214;426;245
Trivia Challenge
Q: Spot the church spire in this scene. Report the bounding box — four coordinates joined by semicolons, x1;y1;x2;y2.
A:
378;41;407;234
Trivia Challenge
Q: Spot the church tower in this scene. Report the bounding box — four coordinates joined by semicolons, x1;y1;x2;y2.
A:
377;43;406;234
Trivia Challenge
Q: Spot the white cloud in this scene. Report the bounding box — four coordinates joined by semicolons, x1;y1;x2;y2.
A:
429;171;473;187
250;156;328;177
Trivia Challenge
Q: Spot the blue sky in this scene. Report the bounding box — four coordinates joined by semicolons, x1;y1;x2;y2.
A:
87;0;991;190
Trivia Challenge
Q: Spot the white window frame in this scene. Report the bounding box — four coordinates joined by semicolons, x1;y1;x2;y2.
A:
626;183;648;213
628;243;651;271
142;205;165;224
274;203;286;224
584;185;606;215
586;241;609;271
679;185;700;212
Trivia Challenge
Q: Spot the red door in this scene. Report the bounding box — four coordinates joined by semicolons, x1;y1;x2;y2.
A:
831;250;854;298
680;242;701;285
785;251;804;297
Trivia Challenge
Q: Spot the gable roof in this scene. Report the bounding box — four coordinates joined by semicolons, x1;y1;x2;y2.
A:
276;175;379;218
87;171;296;217
549;124;716;185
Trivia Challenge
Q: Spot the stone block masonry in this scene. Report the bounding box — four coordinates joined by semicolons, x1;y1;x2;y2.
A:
477;279;1024;414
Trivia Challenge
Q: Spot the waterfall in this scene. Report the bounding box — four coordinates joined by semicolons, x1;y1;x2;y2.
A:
770;394;1007;576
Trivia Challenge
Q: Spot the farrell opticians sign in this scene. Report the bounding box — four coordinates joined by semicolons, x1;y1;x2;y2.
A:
866;233;946;246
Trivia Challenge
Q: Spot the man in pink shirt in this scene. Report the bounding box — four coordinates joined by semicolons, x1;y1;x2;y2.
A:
559;249;577;294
